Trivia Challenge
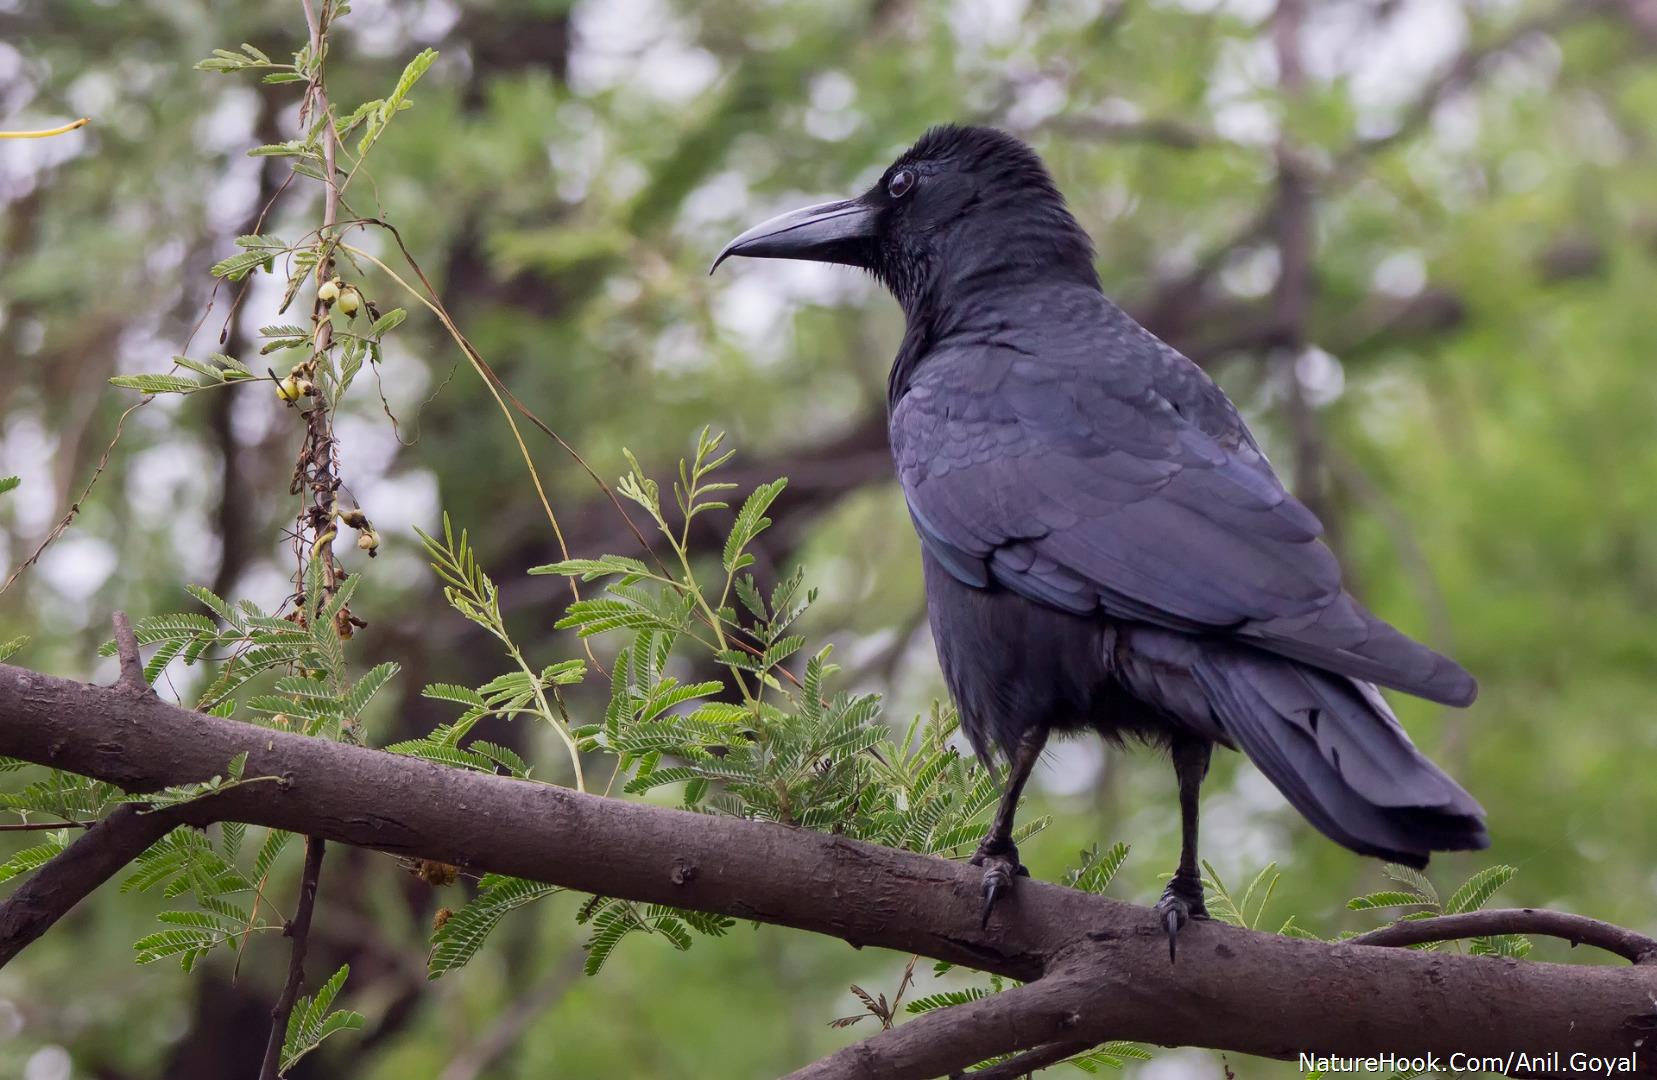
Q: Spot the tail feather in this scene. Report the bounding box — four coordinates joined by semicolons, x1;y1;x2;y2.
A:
1113;627;1488;866
1241;591;1478;708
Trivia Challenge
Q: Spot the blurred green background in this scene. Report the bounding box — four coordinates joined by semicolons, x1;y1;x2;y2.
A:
4;0;1657;1076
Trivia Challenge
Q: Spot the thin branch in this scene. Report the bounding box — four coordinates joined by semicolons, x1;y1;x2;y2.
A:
255;9;337;1075
258;836;326;1080
0;117;88;139
0;819;95;832
110;610;150;694
788;975;1089;1080
1349;908;1657;965
0;400;145;599
0;805;182;968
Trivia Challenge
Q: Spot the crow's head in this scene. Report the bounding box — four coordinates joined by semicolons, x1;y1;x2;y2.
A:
712;125;1098;311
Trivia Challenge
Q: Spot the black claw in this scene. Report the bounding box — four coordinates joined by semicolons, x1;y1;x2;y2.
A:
1155;876;1207;964
973;844;1025;929
980;877;1003;930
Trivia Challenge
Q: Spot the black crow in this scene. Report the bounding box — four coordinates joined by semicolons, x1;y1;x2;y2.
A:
713;125;1486;956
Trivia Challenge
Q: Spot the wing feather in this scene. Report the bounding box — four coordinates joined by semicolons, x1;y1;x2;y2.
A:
892;315;1475;707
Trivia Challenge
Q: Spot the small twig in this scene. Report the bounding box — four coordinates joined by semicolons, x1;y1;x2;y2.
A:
787;975;1088;1080
110;611;151;694
0;117;89;139
0;805;183;969
0;820;95;832
1;401;145;598
1349;907;1657;964
258;836;327;1080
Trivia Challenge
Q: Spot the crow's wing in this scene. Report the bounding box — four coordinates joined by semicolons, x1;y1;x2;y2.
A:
890;301;1475;707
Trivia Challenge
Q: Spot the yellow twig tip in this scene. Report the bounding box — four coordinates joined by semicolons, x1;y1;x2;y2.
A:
0;117;90;140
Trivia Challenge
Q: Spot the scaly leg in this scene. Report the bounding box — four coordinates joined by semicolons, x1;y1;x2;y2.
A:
1156;735;1212;961
971;728;1046;929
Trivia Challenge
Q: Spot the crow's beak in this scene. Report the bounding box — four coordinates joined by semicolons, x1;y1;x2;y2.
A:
710;197;877;274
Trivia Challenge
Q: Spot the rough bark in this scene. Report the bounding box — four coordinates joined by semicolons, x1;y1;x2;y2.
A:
0;661;1653;1078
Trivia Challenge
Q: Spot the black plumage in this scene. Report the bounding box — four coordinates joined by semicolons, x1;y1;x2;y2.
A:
715;124;1486;952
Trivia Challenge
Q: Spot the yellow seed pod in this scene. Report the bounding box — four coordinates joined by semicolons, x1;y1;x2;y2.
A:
357;528;380;555
276;375;303;403
337;286;361;317
317;278;341;304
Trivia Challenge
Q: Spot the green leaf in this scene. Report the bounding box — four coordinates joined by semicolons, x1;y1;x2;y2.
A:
1063;841;1129;895
428;874;558;978
342;662;399;721
209;250;273;280
170;356;228;381
253;829;294;880
0;835;68;885
1277;915;1322;941
0;476;19;496
0;636;27;663
133;927;219;969
722;478;788;571
1445;865;1516;915
280;964;364;1072
1470;933;1533;959
421;683;487;708
368;307;406;336
905;987;989;1014
1065;1042;1153;1072
1381;864;1439;906
358;49;437;157
109;374;209;395
1348;890;1434;911
529;555;654;582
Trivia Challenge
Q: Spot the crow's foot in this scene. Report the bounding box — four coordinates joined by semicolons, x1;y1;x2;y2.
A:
970;839;1029;929
1155;874;1208;963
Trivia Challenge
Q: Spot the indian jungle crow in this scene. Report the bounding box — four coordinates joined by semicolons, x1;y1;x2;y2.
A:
712;124;1487;958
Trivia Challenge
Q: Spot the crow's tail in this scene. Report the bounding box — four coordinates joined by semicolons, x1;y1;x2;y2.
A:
1114;628;1488;866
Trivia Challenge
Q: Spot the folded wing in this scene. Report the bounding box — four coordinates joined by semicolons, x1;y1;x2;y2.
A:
891;329;1475;707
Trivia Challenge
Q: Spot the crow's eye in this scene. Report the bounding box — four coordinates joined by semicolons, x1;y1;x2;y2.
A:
887;168;916;199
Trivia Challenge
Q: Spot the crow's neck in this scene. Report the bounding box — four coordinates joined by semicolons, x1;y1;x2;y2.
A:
891;208;1099;318
885;214;1099;407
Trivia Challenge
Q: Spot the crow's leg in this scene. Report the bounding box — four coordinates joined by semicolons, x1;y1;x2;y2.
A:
1156;735;1212;961
971;728;1046;928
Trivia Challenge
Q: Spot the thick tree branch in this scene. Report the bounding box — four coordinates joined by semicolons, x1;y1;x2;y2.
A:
1350;908;1657;964
0;803;183;967
0;662;1654;1077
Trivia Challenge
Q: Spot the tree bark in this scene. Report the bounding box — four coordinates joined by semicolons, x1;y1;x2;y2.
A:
0;661;1653;1077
